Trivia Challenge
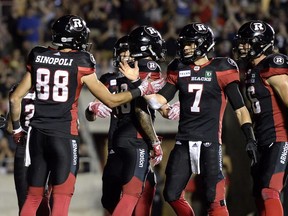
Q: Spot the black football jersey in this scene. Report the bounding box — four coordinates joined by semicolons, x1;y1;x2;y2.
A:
9;86;35;132
20;91;35;132
245;53;288;146
165;57;240;143
99;72;118;150
27;46;96;137
99;58;160;148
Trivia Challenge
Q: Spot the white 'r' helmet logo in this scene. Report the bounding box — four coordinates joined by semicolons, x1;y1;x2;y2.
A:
193;23;208;33
71;18;84;31
251;22;266;33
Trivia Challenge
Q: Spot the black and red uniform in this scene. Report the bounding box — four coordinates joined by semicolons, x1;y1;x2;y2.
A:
100;58;160;215
158;57;243;214
244;53;288;203
99;71;122;213
21;46;95;216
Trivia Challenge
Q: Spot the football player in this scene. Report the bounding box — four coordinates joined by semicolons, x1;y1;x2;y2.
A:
234;20;288;216
9;15;155;216
87;26;166;216
7;86;51;216
121;22;256;216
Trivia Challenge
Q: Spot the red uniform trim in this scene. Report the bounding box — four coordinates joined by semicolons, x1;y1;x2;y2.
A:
216;69;239;90
261;67;288;79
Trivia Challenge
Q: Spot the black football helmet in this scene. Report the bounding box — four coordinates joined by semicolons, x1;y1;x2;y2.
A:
177;23;215;64
112;35;129;67
51;15;90;51
234;20;275;60
128;26;166;61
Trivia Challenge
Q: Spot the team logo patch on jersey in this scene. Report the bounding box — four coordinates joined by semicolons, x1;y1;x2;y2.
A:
89;53;96;64
147;61;157;70
205;71;212;78
179;70;191;77
273;56;285;65
110;79;117;86
227;58;236;66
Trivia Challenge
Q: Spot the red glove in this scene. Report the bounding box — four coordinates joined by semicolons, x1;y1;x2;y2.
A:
138;74;166;96
89;101;112;118
12;127;26;145
150;140;163;166
168;101;180;120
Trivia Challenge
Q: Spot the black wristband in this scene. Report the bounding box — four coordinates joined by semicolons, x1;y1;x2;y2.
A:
131;78;142;88
241;122;256;142
130;88;141;99
12;120;21;130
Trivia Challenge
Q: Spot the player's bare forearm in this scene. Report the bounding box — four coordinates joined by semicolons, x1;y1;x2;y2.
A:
135;106;158;143
9;94;21;123
84;74;140;108
235;106;252;126
6;113;13;134
9;72;31;124
158;104;170;119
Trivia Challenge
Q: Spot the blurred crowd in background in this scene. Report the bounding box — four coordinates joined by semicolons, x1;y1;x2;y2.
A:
0;0;288;173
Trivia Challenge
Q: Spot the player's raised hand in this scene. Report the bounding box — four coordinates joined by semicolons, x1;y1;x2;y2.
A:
119;61;139;81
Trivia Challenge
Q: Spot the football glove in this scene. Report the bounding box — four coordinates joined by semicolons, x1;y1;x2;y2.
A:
168;101;180;120
241;123;259;166
88;101;112;118
246;140;259;166
12;127;27;145
150;140;163;166
138;74;166;96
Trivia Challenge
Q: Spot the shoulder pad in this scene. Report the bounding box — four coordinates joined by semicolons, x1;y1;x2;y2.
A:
212;57;239;71
76;51;96;68
266;53;288;68
138;59;161;73
167;58;186;71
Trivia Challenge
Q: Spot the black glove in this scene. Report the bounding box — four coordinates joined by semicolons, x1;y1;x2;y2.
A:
241;123;259;165
246;139;259;165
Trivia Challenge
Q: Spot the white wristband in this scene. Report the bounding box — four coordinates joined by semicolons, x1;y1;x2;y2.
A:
13;126;23;134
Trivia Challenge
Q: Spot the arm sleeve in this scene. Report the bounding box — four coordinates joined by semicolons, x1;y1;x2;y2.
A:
225;82;245;110
158;82;178;103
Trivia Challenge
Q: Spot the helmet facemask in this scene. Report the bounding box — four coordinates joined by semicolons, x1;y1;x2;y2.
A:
112;36;134;67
